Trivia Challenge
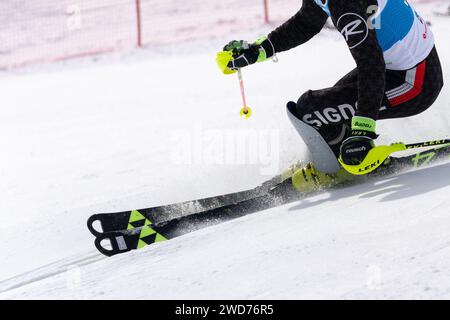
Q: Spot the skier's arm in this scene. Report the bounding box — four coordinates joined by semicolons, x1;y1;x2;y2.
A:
329;0;386;120
217;1;327;73
268;0;329;53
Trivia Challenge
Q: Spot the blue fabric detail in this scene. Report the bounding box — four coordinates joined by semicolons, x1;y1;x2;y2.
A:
373;0;415;51
314;0;330;16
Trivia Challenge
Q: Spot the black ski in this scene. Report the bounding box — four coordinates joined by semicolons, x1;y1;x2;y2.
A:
87;172;289;238
90;145;449;256
92;178;297;256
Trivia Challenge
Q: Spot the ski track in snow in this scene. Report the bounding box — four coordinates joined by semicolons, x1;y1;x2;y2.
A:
0;3;449;299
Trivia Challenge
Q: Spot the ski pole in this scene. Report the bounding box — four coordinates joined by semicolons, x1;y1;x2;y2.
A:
238;69;252;119
405;139;450;150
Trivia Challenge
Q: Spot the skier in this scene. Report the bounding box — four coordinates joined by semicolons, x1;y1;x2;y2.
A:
217;0;444;191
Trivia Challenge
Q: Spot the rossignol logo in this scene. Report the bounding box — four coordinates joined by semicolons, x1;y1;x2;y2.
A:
302;103;356;128
337;13;369;49
341;20;364;38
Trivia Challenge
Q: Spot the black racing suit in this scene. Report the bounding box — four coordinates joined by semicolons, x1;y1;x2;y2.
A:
267;0;443;155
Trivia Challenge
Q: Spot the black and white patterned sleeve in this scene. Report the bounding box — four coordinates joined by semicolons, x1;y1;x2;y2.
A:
329;0;386;120
268;0;329;53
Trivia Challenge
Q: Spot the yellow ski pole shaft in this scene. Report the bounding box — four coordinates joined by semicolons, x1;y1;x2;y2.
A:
238;69;252;119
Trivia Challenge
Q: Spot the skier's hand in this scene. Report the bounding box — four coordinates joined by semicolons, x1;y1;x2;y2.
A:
216;36;275;74
340;116;378;166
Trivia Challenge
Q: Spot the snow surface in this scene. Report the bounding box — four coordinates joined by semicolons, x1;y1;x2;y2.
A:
0;2;449;299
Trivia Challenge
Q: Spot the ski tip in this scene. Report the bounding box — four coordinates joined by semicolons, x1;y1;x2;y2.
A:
94;235;116;257
87;214;104;237
94;232;133;257
339;143;406;175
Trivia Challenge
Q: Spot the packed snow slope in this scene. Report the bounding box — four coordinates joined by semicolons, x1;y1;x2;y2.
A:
0;4;449;299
